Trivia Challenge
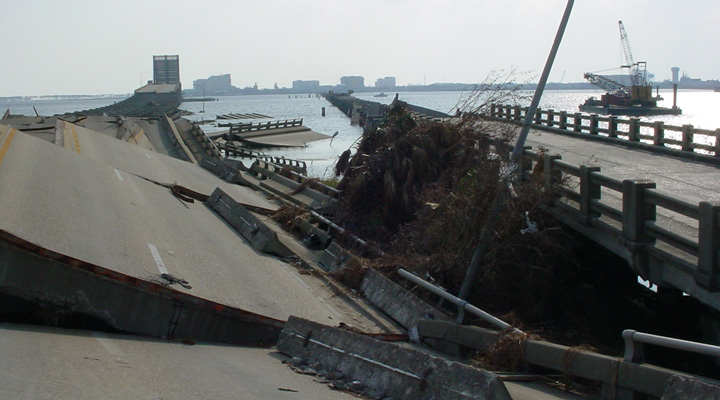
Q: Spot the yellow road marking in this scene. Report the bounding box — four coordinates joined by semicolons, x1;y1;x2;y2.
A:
62;121;73;151
0;128;17;167
71;123;81;154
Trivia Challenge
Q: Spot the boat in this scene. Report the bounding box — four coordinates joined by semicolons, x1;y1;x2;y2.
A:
579;95;681;116
579;21;682;116
374;92;388;98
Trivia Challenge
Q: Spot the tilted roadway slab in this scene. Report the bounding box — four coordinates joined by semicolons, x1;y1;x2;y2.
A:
0;323;357;400
54;119;271;207
0;124;384;332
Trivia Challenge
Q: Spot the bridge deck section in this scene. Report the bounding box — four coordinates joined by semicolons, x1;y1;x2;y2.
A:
0;123;383;331
490;119;720;310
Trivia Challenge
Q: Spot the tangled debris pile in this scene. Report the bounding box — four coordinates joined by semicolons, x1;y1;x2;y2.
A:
332;100;577;333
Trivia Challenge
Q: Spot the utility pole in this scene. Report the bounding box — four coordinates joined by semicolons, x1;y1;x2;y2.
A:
458;0;575;301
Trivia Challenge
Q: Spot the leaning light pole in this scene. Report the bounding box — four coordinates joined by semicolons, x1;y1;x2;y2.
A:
458;0;575;301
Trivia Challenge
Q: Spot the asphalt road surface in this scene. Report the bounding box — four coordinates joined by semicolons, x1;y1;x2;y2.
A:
0;323;357;400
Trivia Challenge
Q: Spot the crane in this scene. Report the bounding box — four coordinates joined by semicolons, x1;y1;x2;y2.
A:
618;20;648;87
577;20;682;115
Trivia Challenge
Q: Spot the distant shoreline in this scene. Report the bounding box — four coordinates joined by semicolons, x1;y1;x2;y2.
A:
2;79;719;101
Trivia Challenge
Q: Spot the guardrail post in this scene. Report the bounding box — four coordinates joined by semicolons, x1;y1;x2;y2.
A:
573;113;582;132
544;154;562;191
513;105;522;122
558;111;567;130
518;146;533;183
622;330;644;363
628;118;640;142
547;109;555;127
579;166;602;225
534;108;543;125
622;180;657;278
653;121;665;146
589;114;599;135
695;202;720;292
490;104;497;117
681;125;694;152
608;116;618;138
714;129;720;157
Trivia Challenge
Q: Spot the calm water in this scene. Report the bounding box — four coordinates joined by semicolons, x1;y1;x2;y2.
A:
3;90;719;177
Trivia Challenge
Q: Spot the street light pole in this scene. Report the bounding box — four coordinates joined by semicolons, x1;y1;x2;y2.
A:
458;0;575;301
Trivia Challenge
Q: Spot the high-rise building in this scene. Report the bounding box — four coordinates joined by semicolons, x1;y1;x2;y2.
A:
292;80;320;91
375;77;396;88
193;74;232;95
153;55;180;85
340;76;365;91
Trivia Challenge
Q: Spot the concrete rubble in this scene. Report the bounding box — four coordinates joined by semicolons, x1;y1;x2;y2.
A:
278;316;512;400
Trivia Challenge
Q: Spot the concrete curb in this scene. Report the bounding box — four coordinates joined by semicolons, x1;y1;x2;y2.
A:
200;157;253;186
163;114;197;164
416;320;720;399
206;188;293;258
360;268;452;330
277;316;512;400
318;242;351;272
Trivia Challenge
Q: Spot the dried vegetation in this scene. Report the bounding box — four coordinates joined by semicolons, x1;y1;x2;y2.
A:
331;87;578;333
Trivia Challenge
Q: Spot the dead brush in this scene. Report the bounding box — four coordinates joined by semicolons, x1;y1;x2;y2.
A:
270;205;308;231
481;327;533;372
330;91;579;342
328;257;367;290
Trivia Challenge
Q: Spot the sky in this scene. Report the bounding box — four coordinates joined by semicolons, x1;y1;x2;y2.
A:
1;0;718;96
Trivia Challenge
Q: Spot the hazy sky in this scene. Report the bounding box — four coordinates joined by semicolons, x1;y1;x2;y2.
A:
1;0;718;96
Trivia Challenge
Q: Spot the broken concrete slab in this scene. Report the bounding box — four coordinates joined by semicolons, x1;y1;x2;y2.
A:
661;375;720;399
0;229;284;345
277;316;512;400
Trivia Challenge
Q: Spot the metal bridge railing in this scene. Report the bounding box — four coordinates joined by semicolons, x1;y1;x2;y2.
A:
398;269;517;331
490;104;720;163
623;329;720;363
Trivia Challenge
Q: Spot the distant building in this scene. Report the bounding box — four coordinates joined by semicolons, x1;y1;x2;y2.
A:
375;77;396;88
671;67;680;84
193;74;233;95
292;80;320;92
340;76;365;91
153;55;180;85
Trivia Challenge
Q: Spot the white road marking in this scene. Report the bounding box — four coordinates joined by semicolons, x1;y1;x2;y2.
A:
92;332;123;355
145;153;152;159
114;168;124;181
148;243;169;275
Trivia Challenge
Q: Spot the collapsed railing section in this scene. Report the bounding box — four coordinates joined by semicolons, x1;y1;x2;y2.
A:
398;269;513;330
219;118;304;137
249;159;339;199
490;104;720;162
